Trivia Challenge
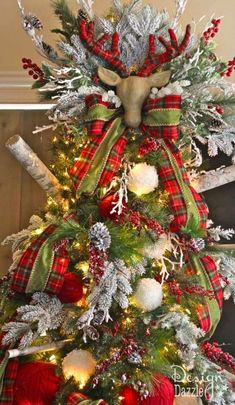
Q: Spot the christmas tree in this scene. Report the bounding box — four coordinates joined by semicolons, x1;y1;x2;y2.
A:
1;0;235;404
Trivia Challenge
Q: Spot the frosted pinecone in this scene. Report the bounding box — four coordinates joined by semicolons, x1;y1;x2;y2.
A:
188;238;205;253
23;14;43;31
127;352;142;364
89;222;111;251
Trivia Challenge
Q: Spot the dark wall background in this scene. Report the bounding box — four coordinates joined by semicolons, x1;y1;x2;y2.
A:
203;151;235;355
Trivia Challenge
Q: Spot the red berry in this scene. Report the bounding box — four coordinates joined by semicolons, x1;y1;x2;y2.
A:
214;27;219;33
220;72;226;77
33;74;38;80
226;71;232;77
212;19;217;25
23;64;28;69
28;70;34;76
228;67;233;73
216;19;221;24
27;59;32;64
22;57;27;63
211;33;215;38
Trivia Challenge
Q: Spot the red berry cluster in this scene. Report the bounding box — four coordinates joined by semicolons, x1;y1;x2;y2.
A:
22;58;45;83
203;18;221;43
168;280;183;303
89;246;107;285
208;104;224;115
202;342;235;373
138;137;158;157
221;57;235;77
143;218;165;236
129;211;141;228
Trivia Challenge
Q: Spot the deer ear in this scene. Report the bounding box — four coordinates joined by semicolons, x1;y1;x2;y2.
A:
98;66;122;86
148;70;171;88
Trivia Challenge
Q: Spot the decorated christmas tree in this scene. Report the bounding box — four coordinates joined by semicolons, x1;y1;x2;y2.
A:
1;0;235;404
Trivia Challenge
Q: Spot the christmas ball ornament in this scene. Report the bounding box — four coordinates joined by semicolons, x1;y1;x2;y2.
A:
142;234;171;260
134;278;163;311
57;272;84;303
127;163;158;196
99;194;127;222
120;375;174;405
62;350;96;387
13;361;62;405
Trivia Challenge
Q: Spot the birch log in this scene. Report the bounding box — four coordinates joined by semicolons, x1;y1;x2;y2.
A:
6;135;62;202
174;397;203;405
192;165;235;193
7;338;73;359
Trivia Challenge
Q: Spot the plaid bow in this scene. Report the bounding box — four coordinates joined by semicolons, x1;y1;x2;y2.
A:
10;224;69;295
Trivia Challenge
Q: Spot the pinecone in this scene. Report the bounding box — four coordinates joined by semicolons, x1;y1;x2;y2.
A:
131;199;145;212
23;14;43;31
127;352;142;364
89;222;111;251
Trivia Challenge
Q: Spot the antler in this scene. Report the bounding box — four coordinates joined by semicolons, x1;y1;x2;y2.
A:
138;25;191;77
79;19;129;77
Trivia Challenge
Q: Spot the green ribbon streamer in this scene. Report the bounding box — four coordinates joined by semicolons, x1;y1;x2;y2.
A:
160;141;201;232
0;352;9;397
189;254;221;337
86;104;119;122
26;219;81;293
142;108;181;126
77;117;126;196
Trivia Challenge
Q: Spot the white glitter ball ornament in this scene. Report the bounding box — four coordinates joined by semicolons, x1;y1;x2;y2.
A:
62;349;96;386
134;278;163;311
127;163;159;196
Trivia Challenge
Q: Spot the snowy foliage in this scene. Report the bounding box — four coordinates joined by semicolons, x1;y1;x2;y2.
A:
216;254;235;302
208;225;235;242
161;312;204;369
2;293;64;349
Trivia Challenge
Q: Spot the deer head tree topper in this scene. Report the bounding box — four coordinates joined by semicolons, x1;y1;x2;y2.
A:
80;19;191;128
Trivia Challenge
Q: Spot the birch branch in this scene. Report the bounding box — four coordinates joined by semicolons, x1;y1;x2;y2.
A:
192;165;235;193
6;135;62;203
7;338;73;359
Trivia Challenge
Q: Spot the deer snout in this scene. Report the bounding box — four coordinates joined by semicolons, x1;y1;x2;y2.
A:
123;108;142;128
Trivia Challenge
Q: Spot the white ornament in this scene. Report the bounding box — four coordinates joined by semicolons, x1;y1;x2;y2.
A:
62;349;96;387
127;163;159;196
134;278;163;311
142;234;171;260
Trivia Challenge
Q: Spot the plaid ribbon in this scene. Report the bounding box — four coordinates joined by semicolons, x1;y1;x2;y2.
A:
0;332;19;405
67;393;106;405
11;223;70;295
141;96;208;233
69;94;181;196
189;254;223;336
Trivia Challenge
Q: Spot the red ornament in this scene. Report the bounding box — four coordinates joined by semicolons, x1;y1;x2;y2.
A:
57;272;84;303
120;375;174;405
13;361;62;405
99;194;127;222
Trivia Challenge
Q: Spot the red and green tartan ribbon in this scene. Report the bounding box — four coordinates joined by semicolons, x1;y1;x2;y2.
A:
188;254;223;336
69;94;181;197
0;333;19;405
11;218;81;295
67;393;106;405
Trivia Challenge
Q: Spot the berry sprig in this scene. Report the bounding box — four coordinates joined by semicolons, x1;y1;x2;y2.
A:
221;57;235;77
202;341;235;373
208;104;225;116
203;18;221;43
22;58;45;83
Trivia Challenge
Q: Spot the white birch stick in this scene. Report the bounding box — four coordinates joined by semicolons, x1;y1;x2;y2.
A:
6;135;62;202
7;338;73;359
192;165;235;193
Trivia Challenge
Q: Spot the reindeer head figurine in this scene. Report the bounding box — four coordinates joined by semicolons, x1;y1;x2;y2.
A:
79;20;191;128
